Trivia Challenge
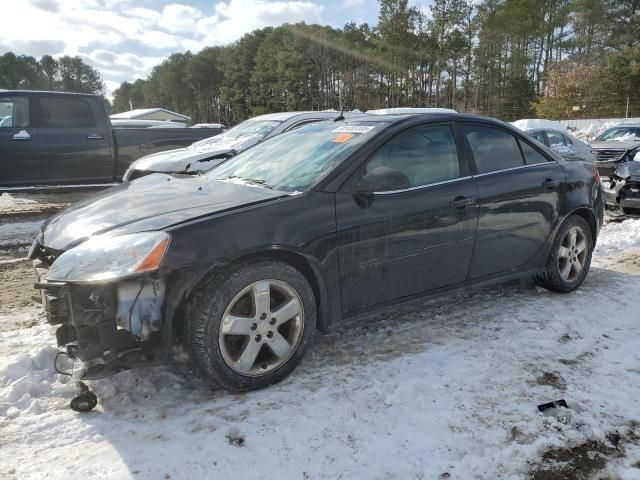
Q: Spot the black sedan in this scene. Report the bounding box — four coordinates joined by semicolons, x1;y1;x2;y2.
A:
31;113;603;399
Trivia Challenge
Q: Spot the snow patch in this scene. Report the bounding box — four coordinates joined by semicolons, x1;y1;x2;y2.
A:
0;193;37;207
0;221;42;247
594;218;640;257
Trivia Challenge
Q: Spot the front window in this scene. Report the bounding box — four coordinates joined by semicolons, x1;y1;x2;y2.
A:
0;97;29;128
207;122;380;192
361;124;461;190
192;119;282;147
596;127;640;142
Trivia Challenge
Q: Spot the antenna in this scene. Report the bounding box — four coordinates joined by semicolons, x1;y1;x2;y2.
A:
334;87;345;122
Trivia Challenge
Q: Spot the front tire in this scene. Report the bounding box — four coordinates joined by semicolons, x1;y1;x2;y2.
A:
185;259;316;392
536;215;593;293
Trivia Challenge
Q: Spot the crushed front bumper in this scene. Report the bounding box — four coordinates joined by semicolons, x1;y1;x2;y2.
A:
30;239;168;379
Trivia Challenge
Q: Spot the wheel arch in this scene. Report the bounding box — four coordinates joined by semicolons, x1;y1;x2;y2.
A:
567;206;597;246
231;248;332;333
175;247;332;335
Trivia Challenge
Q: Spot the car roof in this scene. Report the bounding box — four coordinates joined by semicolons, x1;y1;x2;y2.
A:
0;90;99;98
341;111;511;127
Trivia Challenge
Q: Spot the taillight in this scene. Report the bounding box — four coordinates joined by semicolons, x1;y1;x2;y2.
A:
594;168;601;184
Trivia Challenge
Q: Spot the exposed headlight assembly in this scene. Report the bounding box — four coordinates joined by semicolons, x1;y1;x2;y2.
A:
46;232;170;283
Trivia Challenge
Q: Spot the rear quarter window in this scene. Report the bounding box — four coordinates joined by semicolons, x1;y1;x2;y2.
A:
519;140;550;165
37;96;96;128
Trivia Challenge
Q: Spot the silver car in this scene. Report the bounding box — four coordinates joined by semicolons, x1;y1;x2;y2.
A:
524;128;595;163
123;111;360;181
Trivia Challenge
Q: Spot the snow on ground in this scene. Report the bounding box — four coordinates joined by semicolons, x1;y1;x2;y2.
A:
0;220;42;248
1;222;640;479
0;193;36;208
595;217;640;257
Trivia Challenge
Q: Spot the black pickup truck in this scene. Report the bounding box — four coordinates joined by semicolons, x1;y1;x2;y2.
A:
0;90;223;190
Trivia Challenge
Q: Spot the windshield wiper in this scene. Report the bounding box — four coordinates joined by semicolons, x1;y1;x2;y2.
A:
223;175;273;189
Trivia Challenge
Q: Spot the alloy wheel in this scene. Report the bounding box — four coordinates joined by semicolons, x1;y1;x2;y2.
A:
218;279;304;376
557;225;588;282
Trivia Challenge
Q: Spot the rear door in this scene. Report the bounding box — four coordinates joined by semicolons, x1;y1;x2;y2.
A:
336;123;479;313
0;95;41;186
459;123;565;279
33;95;113;184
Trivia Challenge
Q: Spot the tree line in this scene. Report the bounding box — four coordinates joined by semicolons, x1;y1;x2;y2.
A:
2;0;639;124
0;52;105;96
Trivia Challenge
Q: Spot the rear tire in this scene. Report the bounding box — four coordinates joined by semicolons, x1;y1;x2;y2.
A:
536;215;593;293
185;259;316;392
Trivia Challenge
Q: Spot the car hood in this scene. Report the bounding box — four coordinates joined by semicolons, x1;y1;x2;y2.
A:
130;134;262;174
590;140;640;150
41;173;286;251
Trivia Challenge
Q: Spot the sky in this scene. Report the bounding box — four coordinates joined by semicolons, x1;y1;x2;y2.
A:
0;0;385;99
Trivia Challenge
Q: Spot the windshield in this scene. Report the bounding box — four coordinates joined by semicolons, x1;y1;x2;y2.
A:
207;122;379;192
192;119;282;147
596;127;640;141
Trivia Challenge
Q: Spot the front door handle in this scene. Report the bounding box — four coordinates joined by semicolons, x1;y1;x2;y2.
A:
543;178;560;189
11;130;31;141
450;196;477;208
87;134;103;140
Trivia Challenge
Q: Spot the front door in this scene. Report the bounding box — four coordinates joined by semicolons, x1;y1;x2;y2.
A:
336;123;479;313
459;123;565;279
0;95;41;187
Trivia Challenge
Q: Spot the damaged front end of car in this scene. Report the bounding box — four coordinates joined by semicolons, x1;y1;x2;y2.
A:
29;232;173;381
603;148;640;218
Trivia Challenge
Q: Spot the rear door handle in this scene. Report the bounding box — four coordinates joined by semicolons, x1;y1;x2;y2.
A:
87;134;103;140
543;178;560;189
11;130;31;141
450;196;477;208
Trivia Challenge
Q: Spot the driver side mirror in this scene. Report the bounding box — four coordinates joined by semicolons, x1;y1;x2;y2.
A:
354;166;411;194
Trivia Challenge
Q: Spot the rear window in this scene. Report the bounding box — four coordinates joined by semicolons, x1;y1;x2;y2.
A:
462;125;524;174
546;131;567;147
0;96;29;128
37;96;96;128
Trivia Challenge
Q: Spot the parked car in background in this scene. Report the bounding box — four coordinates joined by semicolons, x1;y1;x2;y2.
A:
367;107;457;114
512;119;595;164
589;124;640;176
0;90;223;190
31;112;602;404
602;147;640;218
192;123;225;129
110;119;187;129
123;111;360;180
